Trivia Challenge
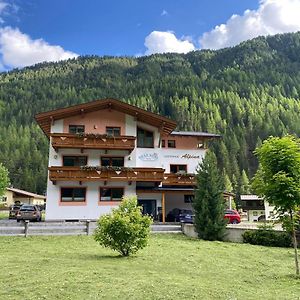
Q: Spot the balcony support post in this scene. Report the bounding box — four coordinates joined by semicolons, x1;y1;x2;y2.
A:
162;192;165;223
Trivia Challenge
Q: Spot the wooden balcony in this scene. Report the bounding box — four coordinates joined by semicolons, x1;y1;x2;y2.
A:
162;173;196;186
51;133;136;151
49;166;165;183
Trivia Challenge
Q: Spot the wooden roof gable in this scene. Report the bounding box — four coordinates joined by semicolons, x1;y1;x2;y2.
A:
35;98;177;138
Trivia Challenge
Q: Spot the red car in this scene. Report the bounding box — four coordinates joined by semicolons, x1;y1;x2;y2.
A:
224;209;241;224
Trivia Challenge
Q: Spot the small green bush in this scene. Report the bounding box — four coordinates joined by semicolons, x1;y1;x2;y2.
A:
242;225;292;248
94;196;152;256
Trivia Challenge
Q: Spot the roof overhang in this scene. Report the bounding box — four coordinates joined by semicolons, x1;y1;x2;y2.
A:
35;98;177;138
7;188;46;199
170;131;221;138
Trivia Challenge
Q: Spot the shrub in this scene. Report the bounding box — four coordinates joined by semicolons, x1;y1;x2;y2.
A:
94;196;152;256
242;224;292;248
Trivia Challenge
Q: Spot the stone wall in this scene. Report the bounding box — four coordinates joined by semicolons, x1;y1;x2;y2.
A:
182;223;284;243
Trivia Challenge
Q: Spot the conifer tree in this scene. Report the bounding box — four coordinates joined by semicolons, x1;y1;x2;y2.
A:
0;163;9;196
193;151;227;241
240;169;251;194
223;171;233;192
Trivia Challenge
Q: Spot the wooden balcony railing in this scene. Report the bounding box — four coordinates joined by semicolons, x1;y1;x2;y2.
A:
51;133;136;151
162;173;196;186
49;166;165;183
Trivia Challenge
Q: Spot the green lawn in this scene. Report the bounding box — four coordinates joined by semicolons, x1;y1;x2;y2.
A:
0;234;299;300
0;210;8;219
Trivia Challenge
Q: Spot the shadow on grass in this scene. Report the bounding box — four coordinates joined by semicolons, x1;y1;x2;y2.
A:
78;253;135;261
281;273;300;280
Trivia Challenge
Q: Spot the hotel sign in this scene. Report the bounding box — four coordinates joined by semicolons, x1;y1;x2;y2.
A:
164;153;201;159
138;153;159;161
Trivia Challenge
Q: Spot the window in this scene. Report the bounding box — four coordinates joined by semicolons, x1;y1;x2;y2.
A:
61;188;86;202
101;157;124;167
0;196;7;202
106;127;121;136
170;164;187;173
253;211;258;216
161;140;165;148
100;188;124;201
184;195;194;203
137;127;154;148
69;125;85;134
63;156;87;167
168;140;176;148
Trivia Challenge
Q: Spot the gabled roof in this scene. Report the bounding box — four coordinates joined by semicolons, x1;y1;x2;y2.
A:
7;187;46;199
35;98;177;138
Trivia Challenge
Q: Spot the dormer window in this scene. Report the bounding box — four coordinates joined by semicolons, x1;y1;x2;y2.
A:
137;127;154;148
69;125;85;134
106;127;121;136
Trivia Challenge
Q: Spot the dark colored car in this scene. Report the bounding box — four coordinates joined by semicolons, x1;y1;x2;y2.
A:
166;208;194;223
179;210;194;223
16;205;42;222
9;205;22;219
224;209;241;224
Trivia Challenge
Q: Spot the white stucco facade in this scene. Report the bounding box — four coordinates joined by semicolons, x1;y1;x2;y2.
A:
44;101;213;221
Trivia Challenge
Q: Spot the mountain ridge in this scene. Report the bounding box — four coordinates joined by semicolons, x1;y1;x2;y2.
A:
1;31;300;194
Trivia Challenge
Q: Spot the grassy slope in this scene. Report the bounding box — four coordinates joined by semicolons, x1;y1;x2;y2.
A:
0;234;299;300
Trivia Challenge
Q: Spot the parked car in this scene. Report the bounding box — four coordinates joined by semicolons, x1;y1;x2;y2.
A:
16;205;42;222
224;209;241;224
178;210;194;223
9;204;22;219
166;208;194;223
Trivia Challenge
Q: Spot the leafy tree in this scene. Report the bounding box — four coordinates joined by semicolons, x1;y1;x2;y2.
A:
193;151;227;241
94;196;152;256
253;136;300;275
0;163;9;196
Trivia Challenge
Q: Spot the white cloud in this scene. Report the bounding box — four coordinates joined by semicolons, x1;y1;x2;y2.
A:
161;10;168;16
0;27;78;68
200;0;300;49
0;1;9;23
144;31;195;55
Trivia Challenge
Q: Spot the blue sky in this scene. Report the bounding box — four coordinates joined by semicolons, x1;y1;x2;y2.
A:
1;0;300;69
12;0;258;56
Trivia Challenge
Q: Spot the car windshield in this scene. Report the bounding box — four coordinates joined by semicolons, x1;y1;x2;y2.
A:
225;210;236;215
20;206;35;211
181;210;193;215
11;206;20;210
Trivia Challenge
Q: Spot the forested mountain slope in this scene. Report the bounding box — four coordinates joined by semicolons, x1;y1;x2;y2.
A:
1;32;300;194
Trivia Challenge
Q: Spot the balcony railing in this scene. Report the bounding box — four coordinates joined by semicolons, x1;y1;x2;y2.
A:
49;166;165;183
162;173;196;186
51;133;136;151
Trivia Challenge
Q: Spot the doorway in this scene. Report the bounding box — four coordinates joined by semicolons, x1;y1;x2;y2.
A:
138;199;157;219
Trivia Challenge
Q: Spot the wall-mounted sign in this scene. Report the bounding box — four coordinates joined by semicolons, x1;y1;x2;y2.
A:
181;154;200;159
138;153;159;161
164;153;201;159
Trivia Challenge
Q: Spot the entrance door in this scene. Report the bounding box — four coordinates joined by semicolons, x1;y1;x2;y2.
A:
138;199;157;219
